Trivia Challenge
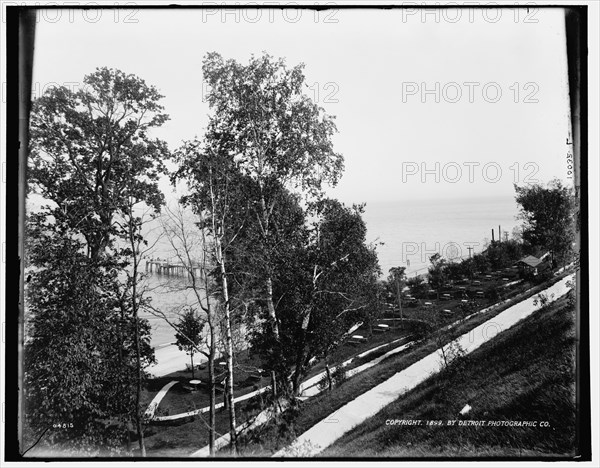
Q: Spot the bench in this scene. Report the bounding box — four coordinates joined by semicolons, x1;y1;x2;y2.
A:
374;324;390;333
347;334;367;346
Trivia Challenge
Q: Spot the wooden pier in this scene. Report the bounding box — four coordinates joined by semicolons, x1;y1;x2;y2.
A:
145;259;210;277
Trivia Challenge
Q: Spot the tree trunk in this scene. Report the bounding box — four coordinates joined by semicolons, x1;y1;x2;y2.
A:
292;345;306;396
396;277;403;325
265;276;279;339
127;208;145;456
208;326;216;456
216;240;237;453
325;365;333;392
133;297;146;456
271;370;278;400
190;354;195;380
259;194;280;340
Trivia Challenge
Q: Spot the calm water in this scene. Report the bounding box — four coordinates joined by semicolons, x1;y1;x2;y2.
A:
362;195;520;277
143;195;521;347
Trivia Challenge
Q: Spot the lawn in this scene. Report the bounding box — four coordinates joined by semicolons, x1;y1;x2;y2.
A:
140;268;572;457
322;294;577;458
228;269;572;456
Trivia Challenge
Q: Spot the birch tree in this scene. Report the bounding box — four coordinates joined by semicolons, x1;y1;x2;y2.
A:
201;52;344;341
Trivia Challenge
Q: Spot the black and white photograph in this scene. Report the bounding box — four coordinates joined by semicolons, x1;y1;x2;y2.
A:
1;1;597;464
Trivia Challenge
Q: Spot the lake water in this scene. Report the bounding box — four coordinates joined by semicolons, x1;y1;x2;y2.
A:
362;195;520;277
142;195;521;347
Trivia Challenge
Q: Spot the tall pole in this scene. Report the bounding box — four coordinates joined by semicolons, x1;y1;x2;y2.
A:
467;246;473;258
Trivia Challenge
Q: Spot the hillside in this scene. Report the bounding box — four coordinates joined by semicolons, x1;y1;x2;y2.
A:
322;295;577;458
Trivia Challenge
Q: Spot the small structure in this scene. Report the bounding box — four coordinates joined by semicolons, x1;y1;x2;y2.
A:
515;253;550;276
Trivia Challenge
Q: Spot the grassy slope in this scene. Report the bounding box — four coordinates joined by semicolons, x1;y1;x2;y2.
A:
322;295;577;458
231;274;569;456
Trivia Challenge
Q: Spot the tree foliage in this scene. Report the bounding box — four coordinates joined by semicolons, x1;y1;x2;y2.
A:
174;308;205;379
25;68;169;454
29;67;170;260
515;179;576;266
24;221;154;454
427;253;447;297
201;52;345;339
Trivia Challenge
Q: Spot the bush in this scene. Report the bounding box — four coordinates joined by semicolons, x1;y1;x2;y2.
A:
317;365;348;391
484;286;501;302
533;268;554;285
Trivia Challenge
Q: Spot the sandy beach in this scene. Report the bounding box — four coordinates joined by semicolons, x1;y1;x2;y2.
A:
147;344;206;378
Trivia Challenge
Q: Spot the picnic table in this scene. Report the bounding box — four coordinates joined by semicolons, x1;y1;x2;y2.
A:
348;334;368;346
189;379;202;389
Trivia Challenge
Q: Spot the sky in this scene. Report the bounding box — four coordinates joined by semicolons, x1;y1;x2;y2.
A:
30;6;573;206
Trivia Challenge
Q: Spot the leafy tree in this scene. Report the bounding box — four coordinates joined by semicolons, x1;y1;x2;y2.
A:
26;68;169;455
428;253;447;299
175;138;247;452
24;219;154;455
406;275;428;298
29;67;170;261
459;257;477;281
387;266;407;319
282;200;380;395
515;179;576;267
445;262;464;282
201;52;344;341
485;239;524;270
175;308;205;380
472;253;491;275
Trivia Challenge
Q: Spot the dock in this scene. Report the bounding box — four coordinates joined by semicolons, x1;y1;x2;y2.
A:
145;259;212;277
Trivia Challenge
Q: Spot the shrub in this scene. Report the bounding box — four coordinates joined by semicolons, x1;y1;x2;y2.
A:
484;286;501;302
